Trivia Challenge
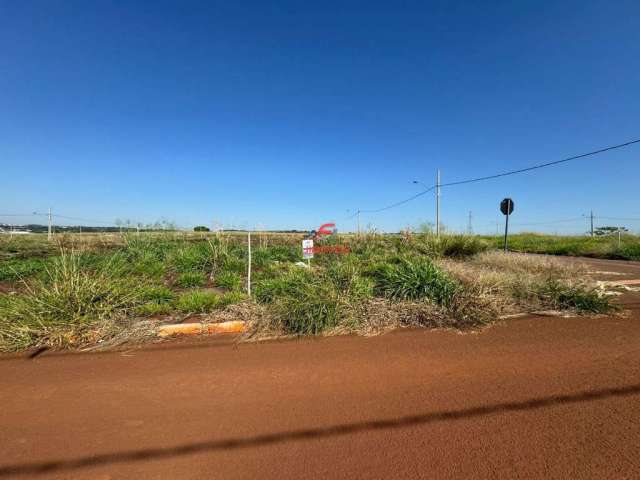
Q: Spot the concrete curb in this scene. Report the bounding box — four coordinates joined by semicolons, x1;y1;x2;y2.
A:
158;321;246;337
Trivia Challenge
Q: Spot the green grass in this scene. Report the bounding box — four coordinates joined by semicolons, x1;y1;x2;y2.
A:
0;257;48;282
535;280;613;314
176;290;221;313
0;251;143;350
369;256;458;305
485;233;640;260
416;234;488;258
175;272;207;288
0;232;626;350
215;271;243;291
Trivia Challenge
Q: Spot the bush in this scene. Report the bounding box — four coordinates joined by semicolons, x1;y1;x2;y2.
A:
194;226;210;232
370;257;458;305
175;272;206;288
176;290;220;313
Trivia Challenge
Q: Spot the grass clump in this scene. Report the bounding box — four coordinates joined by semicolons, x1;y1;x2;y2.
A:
176;290;221;313
175;272;206;288
416;234;488;258
0;251;142;350
370;257;458;305
220;291;247;307
535;280;613;314
215;271;243;291
255;268;348;335
136;302;174;316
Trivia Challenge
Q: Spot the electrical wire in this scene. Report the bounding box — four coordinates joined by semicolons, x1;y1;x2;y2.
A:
351;138;640;216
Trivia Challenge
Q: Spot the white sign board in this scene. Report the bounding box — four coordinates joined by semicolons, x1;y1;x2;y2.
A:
302;239;314;259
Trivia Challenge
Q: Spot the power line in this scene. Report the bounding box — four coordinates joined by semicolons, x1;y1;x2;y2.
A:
511;217;586;226
440;139;640;188
360;186;436;214
0;213;46;217
51;214;115;225
351;138;640;216
595;216;640;222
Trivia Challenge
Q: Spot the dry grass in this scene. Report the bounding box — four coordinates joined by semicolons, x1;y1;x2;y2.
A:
437;251;597;315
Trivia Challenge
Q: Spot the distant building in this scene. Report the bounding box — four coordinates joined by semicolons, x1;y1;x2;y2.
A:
0;225;33;235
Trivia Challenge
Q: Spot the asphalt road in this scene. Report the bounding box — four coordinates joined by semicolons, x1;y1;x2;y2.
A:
1;257;639;479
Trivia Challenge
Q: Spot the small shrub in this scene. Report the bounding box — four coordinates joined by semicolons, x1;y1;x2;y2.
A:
175;272;206;288
176;290;220;313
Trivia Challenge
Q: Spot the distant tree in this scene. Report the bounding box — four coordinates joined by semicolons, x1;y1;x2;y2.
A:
194;226;210;232
595;226;628;236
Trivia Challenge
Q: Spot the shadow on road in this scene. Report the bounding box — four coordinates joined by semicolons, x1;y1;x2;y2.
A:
0;337;241;362
1;383;639;477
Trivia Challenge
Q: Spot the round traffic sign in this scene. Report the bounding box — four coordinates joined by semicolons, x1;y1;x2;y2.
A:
500;198;514;216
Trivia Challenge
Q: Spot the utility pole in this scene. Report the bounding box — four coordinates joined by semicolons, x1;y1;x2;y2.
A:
590;210;594;237
47;208;52;241
357;210;361;236
247;231;252;296
436;169;441;238
467;211;473;235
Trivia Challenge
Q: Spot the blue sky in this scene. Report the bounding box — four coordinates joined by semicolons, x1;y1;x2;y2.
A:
1;0;639;233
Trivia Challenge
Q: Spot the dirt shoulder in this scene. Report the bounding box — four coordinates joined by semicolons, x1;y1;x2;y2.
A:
1;255;639;479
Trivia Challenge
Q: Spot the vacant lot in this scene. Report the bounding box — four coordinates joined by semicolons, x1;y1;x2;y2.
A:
0;232;616;351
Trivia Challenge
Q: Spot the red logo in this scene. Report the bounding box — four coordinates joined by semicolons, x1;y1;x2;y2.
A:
308;223;337;240
306;223;350;254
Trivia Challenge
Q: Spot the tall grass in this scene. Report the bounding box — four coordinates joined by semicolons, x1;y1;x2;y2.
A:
0;232;621;350
369;257;458;305
0;250;143;350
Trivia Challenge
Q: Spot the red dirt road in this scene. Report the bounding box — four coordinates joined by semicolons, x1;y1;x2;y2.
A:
1;258;640;479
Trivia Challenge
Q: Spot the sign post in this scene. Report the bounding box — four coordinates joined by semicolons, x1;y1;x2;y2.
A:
302;238;314;266
500;198;514;253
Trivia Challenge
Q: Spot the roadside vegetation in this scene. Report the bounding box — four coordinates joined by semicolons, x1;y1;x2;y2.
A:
484;233;640;260
0;231;616;351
